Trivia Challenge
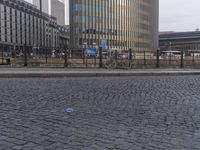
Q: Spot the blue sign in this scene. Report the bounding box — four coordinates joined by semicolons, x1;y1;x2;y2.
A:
87;49;97;55
102;38;107;50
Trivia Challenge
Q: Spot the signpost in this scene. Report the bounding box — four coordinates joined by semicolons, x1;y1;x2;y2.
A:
102;38;107;51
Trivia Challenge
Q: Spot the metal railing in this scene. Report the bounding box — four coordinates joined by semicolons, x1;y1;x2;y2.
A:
1;46;200;69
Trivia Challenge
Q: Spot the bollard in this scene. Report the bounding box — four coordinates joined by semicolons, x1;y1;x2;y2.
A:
99;46;103;68
156;49;160;68
180;50;184;68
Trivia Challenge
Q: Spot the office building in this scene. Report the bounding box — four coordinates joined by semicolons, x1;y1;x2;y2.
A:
33;0;65;25
69;0;159;51
159;31;200;51
0;0;59;53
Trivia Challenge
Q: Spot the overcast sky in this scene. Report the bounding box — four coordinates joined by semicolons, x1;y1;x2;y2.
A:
27;0;200;32
160;0;200;32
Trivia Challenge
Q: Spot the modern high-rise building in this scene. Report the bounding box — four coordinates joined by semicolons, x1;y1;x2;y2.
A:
33;0;66;25
69;0;159;51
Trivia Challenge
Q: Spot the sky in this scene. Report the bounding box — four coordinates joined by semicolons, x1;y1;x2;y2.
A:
27;0;200;32
160;0;200;32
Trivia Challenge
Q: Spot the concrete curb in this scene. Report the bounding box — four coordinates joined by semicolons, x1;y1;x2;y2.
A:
1;72;200;78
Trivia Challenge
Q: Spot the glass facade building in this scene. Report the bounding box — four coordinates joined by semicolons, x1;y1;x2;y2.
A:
69;0;159;51
33;0;66;25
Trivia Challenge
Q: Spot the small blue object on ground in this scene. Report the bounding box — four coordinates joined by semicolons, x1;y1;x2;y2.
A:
66;108;74;113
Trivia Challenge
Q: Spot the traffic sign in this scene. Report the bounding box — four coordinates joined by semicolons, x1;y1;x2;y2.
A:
102;38;107;50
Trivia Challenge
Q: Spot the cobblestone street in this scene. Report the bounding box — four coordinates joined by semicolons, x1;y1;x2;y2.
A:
1;76;200;150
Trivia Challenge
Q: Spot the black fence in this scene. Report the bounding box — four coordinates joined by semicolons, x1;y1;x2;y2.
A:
1;46;200;69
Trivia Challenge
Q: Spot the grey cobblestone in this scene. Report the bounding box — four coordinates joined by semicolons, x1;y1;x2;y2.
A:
0;76;200;149
12;145;24;150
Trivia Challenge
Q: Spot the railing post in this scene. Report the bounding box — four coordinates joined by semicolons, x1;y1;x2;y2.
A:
24;45;27;67
99;46;103;68
94;55;97;67
129;48;132;68
181;50;184;68
156;49;160;68
114;50;118;61
144;51;146;66
85;52;88;68
192;53;195;66
82;48;85;64
1;45;4;64
64;48;68;67
45;47;48;64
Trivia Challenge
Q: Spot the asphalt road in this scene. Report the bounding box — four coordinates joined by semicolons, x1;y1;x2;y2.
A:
0;76;200;150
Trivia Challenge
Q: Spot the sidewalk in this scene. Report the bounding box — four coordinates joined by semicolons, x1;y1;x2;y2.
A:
1;68;200;77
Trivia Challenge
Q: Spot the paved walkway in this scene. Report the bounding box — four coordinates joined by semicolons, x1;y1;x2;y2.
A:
1;76;200;149
1;68;200;77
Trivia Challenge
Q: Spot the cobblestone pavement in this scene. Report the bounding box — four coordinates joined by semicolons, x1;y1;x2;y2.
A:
1;76;200;150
